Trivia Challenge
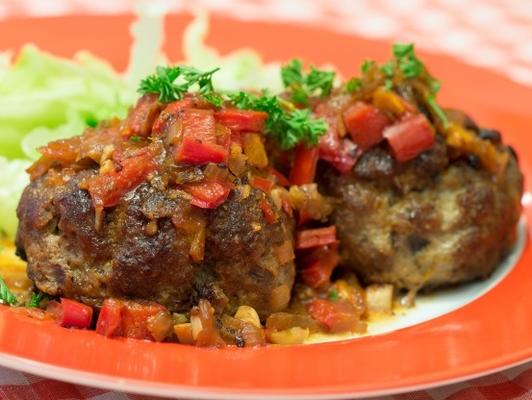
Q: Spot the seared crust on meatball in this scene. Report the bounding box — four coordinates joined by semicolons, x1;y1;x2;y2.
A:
16;167;295;317
320;139;522;290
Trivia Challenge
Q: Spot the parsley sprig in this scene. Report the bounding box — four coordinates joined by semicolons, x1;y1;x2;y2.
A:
281;59;335;106
228;91;327;149
27;292;44;308
138;64;328;149
347;43;449;127
139;65;222;105
0;277;17;306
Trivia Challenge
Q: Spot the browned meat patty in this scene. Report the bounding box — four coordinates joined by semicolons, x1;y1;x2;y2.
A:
16;167;295;318
320;134;523;290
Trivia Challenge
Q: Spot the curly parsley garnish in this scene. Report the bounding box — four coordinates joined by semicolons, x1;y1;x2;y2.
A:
0;277;17;306
139;65;222;106
27;292;45;308
228;91;327;149
139;63;328;149
281;59;335;106
347;43;449;127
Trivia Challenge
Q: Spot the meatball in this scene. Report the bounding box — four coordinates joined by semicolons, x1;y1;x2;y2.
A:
320;133;523;291
15;96;295;319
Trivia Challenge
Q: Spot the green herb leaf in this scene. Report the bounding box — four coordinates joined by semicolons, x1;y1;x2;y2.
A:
0;277;17;306
281;59;304;87
361;59;376;74
138;65;221;105
346;77;362;93
227;91;327;149
380;61;395;77
130;135;141;143
392;43;415;58
328;290;339;301
27;292;44;308
427;95;449;127
283;109;327;148
281;59;336;105
306;67;335;97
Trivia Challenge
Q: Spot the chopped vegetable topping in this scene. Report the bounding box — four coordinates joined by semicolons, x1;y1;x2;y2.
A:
183;179;233;209
301;245;340;288
307;299;361;333
342;102;390;151
383;114;435;162
174;109;229;165
289;145;319;185
48;298;93;329
295;226;337;249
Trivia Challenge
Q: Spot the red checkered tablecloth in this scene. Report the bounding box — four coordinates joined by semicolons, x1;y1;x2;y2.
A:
0;1;531;399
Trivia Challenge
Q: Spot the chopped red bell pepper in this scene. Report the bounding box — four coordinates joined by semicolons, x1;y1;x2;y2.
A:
289;145;319;185
295;226;337;249
96;298;171;341
260;198;278;224
38;137;81;165
250;175;275;192
214;109;268;132
308;299;360;333
301;246;340;288
152;98;194;133
96;298;123;337
86;147;157;208
315;103;361;174
48;298;93;329
343;102;390;150
384;114;435;162
176;138;228;165
183;180;233;209
269;167;290;187
122;94;161;138
174;109;230;165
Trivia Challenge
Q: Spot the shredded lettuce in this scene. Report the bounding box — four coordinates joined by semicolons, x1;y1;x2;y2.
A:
0;45;136;160
0;157;31;239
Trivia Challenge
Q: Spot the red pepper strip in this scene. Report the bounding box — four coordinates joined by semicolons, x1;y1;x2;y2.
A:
295;226;337;249
177;138;228;165
183;180;233;209
384;114;435;162
96;298;122;337
96;299;171;341
214;109;268;132
48;298;93;329
86;147;157;208
175;109;229;165
319;134;361;175
343;102;390;151
250;175;275;193
308;299;360;333
260;198;278;224
298;210;312;226
269;167;290;187
38;136;81;165
315;103;361;174
122;94;161;138
301;246;340;288
152;98;194;133
289;145;319;185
